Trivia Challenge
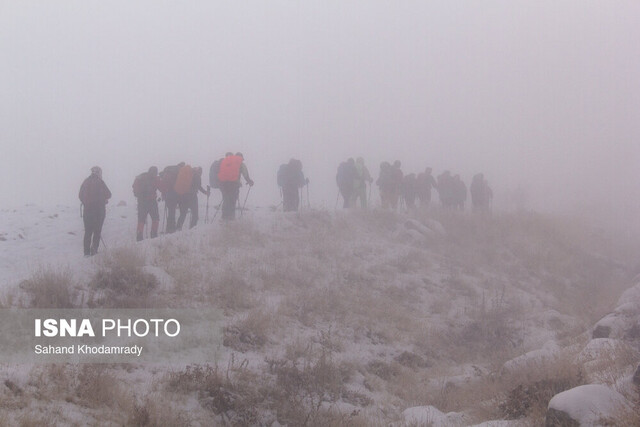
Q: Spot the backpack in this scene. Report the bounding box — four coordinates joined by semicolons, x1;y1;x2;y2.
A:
209;159;222;189
277;164;288;187
217;155;243;183
336;162;349;187
80;175;106;206
132;173;146;198
174;165;194;195
163;165;180;187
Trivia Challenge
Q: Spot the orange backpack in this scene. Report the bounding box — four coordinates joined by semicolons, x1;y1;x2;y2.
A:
217;155;243;183
174;165;194;195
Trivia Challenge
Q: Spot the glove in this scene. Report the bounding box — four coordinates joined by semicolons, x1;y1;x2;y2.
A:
248;179;254;187
305;178;310;185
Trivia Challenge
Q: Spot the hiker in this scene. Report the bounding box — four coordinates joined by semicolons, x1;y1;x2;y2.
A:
416;167;438;208
336;159;357;208
133;166;161;241
278;159;307;212
402;173;418;210
470;173;493;212
218;152;254;220
353;157;373;208
158;162;184;233
389;160;404;210
376;162;393;209
78;166;111;256
453;175;467;210
176;166;209;229
173;164;194;230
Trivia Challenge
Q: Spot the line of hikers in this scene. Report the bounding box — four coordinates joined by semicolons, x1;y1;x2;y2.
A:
133;152;254;242
78;155;491;256
336;158;493;213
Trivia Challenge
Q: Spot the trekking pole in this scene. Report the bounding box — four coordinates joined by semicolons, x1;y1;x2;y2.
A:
205;186;210;224
240;186;252;218
306;181;310;208
212;199;223;220
335;190;340;210
80;203;83;218
367;182;372;209
100;236;108;250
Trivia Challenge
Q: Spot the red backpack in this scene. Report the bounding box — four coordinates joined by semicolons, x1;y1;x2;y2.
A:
217;155;243;183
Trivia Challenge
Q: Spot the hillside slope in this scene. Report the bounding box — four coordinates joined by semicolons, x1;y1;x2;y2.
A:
0;204;638;425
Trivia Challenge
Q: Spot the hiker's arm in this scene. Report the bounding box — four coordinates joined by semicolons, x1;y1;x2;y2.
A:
241;164;254;186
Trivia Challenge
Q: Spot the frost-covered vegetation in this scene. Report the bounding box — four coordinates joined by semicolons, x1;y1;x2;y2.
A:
1;206;639;425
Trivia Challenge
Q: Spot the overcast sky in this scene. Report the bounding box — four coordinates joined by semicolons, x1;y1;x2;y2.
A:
2;1;639;227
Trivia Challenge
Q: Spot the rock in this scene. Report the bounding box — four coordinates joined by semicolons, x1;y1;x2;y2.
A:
546;384;630;426
117;200;127;207
422;218;446;235
592;324;611;339
404;219;435;237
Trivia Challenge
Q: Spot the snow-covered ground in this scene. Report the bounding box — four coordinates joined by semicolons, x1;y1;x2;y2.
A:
0;202;638;425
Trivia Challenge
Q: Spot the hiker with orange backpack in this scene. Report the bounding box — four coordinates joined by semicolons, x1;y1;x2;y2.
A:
79;166;112;256
218;152;254;220
133;166;161;241
176;166;209;229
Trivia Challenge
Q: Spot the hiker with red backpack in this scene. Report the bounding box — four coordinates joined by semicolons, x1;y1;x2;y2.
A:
133;166;161;241
158;162;184;233
176;166;210;229
79;166;112;256
218;152;254;220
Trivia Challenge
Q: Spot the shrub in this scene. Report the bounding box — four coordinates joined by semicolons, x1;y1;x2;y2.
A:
89;247;158;308
19;266;78;308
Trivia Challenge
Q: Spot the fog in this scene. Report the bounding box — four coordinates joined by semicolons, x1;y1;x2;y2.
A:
2;1;639;229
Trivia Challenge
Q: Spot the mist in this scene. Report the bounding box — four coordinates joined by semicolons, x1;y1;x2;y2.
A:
2;1;639;230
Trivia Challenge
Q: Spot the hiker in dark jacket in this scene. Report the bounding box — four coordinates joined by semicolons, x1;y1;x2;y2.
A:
79;166;112;256
402;173;418;210
416;167;438;208
453;175;467;210
177;166;209;229
158;162;184;233
336;159;357;208
389;161;404;210
470;173;493;212
279;159;307;212
133;166;161;241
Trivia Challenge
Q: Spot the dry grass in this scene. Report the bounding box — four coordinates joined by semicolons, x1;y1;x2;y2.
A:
223;309;277;352
19;266;79;309
88;247;158;308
